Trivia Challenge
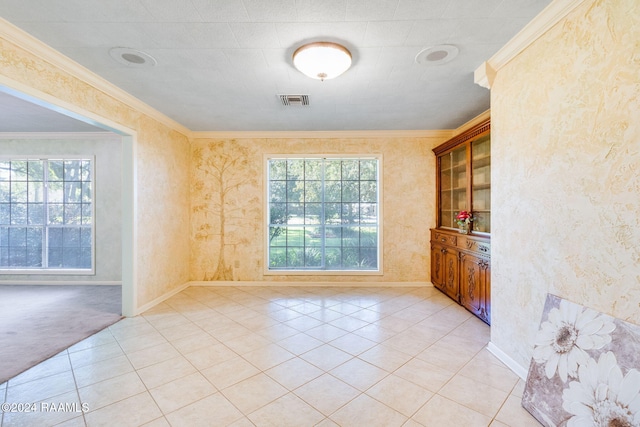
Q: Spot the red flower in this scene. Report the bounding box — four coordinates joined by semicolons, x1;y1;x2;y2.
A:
456;210;471;220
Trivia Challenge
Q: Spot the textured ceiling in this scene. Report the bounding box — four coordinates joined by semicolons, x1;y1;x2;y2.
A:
0;0;551;132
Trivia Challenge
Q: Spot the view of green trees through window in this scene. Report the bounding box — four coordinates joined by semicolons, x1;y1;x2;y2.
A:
0;159;93;269
268;157;379;271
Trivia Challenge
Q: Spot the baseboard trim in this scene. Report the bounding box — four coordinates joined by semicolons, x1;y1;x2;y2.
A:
487;342;529;380
135;282;191;315
0;280;122;286
187;280;433;288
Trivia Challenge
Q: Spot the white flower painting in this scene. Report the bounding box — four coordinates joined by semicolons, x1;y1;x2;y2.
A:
562;352;640;427
522;294;640;427
533;298;615;382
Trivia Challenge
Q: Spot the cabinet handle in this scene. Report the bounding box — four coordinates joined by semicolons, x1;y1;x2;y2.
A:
441;249;447;254
441;238;447;242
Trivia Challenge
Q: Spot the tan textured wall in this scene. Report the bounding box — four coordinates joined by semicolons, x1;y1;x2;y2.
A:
190;137;440;283
0;37;191;308
491;0;640;368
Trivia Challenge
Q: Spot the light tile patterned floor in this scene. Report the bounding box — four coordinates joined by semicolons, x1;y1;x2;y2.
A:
0;286;541;426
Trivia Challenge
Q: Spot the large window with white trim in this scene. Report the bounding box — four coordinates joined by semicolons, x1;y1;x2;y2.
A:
0;158;94;271
267;156;380;272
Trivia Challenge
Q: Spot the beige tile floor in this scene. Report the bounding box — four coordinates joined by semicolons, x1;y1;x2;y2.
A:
0;286;541;427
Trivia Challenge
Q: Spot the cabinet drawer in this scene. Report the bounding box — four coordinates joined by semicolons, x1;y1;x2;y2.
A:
432;231;457;246
457;236;490;257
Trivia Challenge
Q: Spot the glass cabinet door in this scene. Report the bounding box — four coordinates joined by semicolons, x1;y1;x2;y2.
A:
439;145;467;228
471;135;490;233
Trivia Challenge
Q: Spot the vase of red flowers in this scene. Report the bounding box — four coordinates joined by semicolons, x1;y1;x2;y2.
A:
455;210;474;234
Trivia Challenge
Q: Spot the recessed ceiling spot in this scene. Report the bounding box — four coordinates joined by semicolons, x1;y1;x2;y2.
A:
109;47;157;67
415;45;459;65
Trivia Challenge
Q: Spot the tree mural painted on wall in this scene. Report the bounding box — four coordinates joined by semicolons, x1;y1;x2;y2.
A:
192;141;259;280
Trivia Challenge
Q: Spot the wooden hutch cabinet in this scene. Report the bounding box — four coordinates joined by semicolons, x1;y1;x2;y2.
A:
431;118;491;324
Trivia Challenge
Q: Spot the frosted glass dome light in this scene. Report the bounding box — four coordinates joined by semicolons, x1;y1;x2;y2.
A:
292;42;352;81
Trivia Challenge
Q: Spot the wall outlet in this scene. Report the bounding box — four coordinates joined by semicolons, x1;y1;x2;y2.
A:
234;260;240;268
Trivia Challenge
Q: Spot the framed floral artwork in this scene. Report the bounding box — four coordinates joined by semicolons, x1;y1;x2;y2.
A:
522;294;640;427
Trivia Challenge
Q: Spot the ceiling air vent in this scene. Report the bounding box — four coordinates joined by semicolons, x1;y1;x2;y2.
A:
279;94;310;106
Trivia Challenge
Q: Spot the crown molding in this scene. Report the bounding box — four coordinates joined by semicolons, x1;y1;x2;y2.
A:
453;109;490;136
0;131;118;140
0;17;191;137
475;0;587;89
191;129;454;140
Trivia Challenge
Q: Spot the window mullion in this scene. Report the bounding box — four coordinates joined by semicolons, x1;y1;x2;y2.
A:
42;159;49;268
320;159;326;270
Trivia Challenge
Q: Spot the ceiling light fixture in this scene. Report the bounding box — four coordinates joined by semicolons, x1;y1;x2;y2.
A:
292;42;352;81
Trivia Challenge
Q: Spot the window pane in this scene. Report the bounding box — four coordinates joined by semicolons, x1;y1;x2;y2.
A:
269;226;287;246
48;160;64;181
287;203;303;224
80;160;92;181
64;160;83;181
81;182;92;202
64;203;82;224
360;204;377;224
63;227;81;247
286;159;304;179
65;182;82;203
360;181;377;203
28;181;44;202
48;203;64;224
342;203;359;224
80;228;92;248
10;161;28;181
325;160;341;180
269;160;287;180
11;182;27;202
28;203;43;224
270;181;286;202
0;162;10;181
342;160;360;180
0;182;10;203
286;180;302;201
360;160;377;180
324;181;341;202
48;227;63;247
0;203;8;224
304;160;322;180
304;203;321;224
287;247;304;267
342;181;359;202
269;247;286;268
324;203;341;224
27;161;43;180
10;203;27;225
304;181;322;203
81;203;92;225
48;181;64;203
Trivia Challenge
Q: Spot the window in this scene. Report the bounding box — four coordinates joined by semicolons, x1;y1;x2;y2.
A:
267;156;380;272
0;158;93;271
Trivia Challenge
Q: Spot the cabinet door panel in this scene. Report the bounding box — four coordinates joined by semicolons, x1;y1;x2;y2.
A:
430;243;445;291
441;248;459;301
459;253;483;318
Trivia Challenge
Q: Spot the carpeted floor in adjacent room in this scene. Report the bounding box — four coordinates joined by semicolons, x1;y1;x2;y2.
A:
0;285;122;384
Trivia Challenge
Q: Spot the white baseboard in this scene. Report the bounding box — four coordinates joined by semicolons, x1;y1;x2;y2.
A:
0;280;122;286
487;341;529;380
135;282;191;315
187;280;432;288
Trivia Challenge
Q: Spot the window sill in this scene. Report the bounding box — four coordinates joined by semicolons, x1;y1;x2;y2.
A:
264;269;383;276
